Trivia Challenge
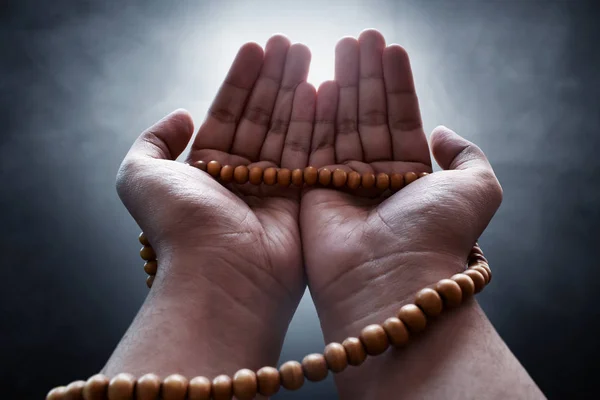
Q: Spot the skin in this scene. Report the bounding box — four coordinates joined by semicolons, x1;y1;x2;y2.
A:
102;30;544;399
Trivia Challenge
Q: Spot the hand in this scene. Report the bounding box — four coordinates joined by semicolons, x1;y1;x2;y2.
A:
300;29;503;338
110;36;314;376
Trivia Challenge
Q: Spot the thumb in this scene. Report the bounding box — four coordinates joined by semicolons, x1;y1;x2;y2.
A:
431;125;493;172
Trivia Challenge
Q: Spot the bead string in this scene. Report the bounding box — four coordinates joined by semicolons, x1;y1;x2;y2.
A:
48;246;491;400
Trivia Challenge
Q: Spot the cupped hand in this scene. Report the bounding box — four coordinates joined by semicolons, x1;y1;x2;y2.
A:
300;29;503;338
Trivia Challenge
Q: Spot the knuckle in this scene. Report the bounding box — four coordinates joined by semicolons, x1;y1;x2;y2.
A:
337;118;357;134
269;119;289;134
359;110;387;126
243;106;271;126
208;107;237;124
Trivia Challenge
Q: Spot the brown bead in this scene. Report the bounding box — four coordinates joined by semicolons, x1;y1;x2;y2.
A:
332;169;347;187
304;166;318;185
361;173;375;189
140;246;156;261
108;373;135;400
451;273;475;298
291;169;304;186
188;376;211;400
144;260;157;275
233;165;249;184
342;337;367;366
382;317;410;347
435;279;463;308
418;172;429;178
279;361;304;391
277;168;291;187
47;386;67;400
390;173;404;191
376;173;390;191
64;380;85;400
161;374;188;400
249;167;263;185
323;342;348;373
470;265;490;284
404;171;418;185
347;171;361;189
135;374;160;400
359;324;389;356
219;165;234;182
232;369;257;400
397;304;427;333
146;275;155;288
478;263;493;282
211;375;232;400
193;160;207;172
138;232;150;246
301;353;329;382
415;288;444;317
207;161;222;178
464;269;486;293
263;167;277;185
256;367;280;396
83;374;109;400
318;168;332;186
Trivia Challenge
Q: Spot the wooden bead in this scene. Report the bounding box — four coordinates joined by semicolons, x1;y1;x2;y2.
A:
277;168;291;187
347;171;361;189
146;275;155;288
323;342;348;373
279;361;304;391
233;165;249;184
188;376;211;400
256;367;280;396
451;273;475;298
207;161;222;178
144;260;157;275
341;337;367;366
108;373;135;400
219;165;234;182
263;167;277;185
390;173;404;191
83;374;109;400
397;304;427;333
135;374;160;400
418;172;429;178
470;265;490;284
65;380;85;400
193;160;207;172
291;169;304;186
318;168;332;186
478;263;492;282
435;279;463;308
304;166;318;185
332;169;347;187
361;173;375;189
415;288;444;317
211;375;232;400
464;269;486;293
161;374;188;400
382;317;410;347
140;246;156;261
232;369;257;400
359;324;389;356
301;353;328;382
249;167;263;185
376;173;390;190
138;232;150;246
470;253;488;263
404;171;418;185
47;386;67;400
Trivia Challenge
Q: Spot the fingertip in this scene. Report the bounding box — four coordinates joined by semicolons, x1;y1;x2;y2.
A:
266;34;291;50
169;108;195;135
430;126;488;171
239;41;265;61
290;42;312;61
358;29;386;47
383;44;410;63
317;80;338;94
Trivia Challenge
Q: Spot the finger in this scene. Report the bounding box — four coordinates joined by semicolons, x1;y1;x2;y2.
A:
126;109;194;161
309;80;338;167
357;29;391;162
430;125;494;172
334;37;363;163
260;43;311;164
191;42;264;153
280;82;316;169
230;35;290;161
383;44;430;165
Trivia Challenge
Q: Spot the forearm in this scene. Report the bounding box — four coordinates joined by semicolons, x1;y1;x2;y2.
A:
314;253;544;400
103;252;296;378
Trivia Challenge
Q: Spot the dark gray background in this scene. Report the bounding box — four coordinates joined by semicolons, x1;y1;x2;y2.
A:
1;0;598;398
